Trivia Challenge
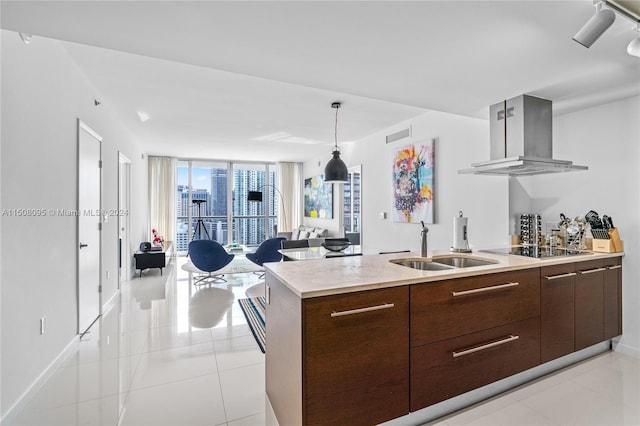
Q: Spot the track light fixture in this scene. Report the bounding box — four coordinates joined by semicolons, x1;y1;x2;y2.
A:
628;22;640;57
573;2;616;48
573;1;640;57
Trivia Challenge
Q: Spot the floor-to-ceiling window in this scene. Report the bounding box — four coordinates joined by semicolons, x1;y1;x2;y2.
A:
232;163;277;245
343;165;362;243
176;160;276;254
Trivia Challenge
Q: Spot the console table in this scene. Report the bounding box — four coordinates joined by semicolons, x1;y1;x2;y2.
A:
134;241;173;277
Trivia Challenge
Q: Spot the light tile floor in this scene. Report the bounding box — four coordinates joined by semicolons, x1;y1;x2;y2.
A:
5;256;639;426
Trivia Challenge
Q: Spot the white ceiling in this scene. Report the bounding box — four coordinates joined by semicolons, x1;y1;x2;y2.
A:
2;0;639;162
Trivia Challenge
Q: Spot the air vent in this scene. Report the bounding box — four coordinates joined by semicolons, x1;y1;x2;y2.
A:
386;127;411;144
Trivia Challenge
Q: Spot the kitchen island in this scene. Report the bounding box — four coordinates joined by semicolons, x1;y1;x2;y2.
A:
264;248;623;426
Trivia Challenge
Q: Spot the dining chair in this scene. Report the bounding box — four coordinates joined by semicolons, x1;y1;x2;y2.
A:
281;239;310;249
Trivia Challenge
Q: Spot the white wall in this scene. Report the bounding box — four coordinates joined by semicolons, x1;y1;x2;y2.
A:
330;109;509;254
301;159;344;237
0;30;148;417
512;96;640;357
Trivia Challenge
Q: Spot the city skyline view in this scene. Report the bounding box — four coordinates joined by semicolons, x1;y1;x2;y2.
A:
176;162;277;252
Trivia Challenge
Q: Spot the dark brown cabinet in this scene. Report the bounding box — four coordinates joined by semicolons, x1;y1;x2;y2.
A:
266;255;623;425
541;263;576;363
302;286;410;426
410;269;541;411
541;258;623;361
411;317;540;410
575;260;606;350
411;269;540;347
604;257;623;339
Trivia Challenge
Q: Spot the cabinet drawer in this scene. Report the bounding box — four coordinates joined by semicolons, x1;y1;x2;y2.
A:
411;269;540;346
410;316;540;411
303;286;409;425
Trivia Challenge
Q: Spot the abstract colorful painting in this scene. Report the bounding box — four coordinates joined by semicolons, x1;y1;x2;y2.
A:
304;175;333;218
392;140;435;223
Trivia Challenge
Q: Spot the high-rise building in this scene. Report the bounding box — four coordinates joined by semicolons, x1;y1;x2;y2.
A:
210;168;227;217
344;172;361;232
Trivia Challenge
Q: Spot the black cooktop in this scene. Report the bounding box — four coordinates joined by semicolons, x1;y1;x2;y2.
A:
481;246;592;259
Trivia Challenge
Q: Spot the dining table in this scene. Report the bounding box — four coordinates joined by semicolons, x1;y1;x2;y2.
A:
278;245;362;261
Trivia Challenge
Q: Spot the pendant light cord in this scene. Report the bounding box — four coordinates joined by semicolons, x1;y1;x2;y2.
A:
334;106;338;151
332;101;341;152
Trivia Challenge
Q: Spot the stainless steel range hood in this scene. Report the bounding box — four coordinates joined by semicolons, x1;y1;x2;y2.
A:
459;94;588;176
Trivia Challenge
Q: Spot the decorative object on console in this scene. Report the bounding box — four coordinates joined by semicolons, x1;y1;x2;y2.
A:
139;242;151;252
151;228;163;246
304;175;333;218
392;140;435;223
323;101;349;183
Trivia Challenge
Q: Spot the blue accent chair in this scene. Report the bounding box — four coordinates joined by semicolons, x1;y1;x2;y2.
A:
188;240;235;285
246;237;285;276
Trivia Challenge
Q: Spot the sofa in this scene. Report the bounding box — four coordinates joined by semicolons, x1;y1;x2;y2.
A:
277;225;329;247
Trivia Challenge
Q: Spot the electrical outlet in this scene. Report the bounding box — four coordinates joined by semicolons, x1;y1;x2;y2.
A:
379;212;387;219
40;317;46;335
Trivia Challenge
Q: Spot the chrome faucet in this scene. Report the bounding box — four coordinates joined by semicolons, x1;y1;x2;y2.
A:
420;221;429;257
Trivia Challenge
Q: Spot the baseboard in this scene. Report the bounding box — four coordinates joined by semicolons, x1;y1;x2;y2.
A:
613;340;640;359
382;341;611;426
2;290;123;423
102;288;120;313
0;334;80;424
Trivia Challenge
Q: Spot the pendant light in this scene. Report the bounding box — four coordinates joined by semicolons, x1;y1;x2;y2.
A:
628;22;640;57
324;102;349;183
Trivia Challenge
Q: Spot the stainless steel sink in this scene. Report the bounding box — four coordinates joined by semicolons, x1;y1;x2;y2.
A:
390;255;499;271
389;258;456;271
431;255;499;268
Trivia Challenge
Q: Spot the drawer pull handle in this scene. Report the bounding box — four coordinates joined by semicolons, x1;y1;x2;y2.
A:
545;272;577;280
451;282;519;297
607;265;622;270
330;303;395;318
452;335;520;358
578;267;607;275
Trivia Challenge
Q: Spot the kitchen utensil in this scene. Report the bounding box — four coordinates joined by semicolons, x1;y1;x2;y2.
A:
592;229;610;239
585;210;603;229
603;215;614;230
451;211;472;253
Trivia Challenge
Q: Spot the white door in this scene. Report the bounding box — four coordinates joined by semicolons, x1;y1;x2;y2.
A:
118;153;131;282
78;120;102;334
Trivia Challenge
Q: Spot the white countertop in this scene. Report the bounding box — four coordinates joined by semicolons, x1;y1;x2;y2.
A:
263;248;624;298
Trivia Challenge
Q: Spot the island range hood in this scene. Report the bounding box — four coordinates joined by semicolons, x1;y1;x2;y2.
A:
459;94;588;176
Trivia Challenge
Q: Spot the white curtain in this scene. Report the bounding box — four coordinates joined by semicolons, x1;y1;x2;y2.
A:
148;156;176;244
277;162;303;232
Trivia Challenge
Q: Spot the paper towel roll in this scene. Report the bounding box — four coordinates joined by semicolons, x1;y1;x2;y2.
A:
453;211;469;251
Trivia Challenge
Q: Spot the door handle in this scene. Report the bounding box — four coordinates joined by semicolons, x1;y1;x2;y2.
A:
79;243;88;249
